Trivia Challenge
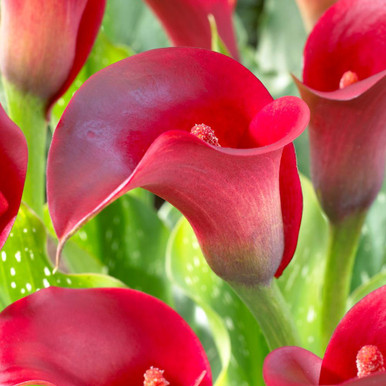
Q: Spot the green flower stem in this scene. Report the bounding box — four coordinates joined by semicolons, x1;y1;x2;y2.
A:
3;80;47;217
231;280;301;350
209;15;231;57
321;211;367;348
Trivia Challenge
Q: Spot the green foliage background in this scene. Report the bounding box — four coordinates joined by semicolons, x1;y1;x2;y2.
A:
1;1;385;385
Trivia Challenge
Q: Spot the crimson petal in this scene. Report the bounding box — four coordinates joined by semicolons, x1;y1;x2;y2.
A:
48;48;309;285
0;287;212;385
50;0;106;110
263;346;322;385
0;104;27;249
320;286;386;384
295;0;386;223
144;0;239;60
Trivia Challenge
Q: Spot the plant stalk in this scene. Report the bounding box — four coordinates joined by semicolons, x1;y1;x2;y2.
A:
321;211;366;349
3;80;47;218
231;280;301;350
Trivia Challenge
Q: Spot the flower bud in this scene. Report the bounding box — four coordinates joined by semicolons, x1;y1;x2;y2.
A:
0;0;106;112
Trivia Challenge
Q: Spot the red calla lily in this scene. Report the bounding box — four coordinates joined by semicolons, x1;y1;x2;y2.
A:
294;0;386;223
0;104;27;249
294;0;337;30
0;0;106;112
263;285;386;385
0;287;212;385
143;0;239;59
47;48;309;286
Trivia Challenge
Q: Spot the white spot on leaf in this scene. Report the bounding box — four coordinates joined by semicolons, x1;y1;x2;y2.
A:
43;279;50;288
15;252;21;262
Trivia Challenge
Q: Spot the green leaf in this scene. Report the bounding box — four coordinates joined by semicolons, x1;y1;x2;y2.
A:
277;175;329;356
158;201;182;231
50;193;172;304
102;0;145;45
103;0;169;52
128;187;154;206
256;0;306;76
349;270;386;309
44;206;106;275
351;185;386;292
234;0;265;48
0;204;125;310
167;218;269;386
91;194;172;303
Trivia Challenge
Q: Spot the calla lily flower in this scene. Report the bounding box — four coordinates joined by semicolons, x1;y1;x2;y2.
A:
294;0;386;223
263;285;386;385
143;0;239;59
294;0;337;31
0;104;27;249
0;286;212;385
0;0;106;113
47;48;309;286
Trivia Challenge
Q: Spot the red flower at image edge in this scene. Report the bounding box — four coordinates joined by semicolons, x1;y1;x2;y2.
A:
144;0;239;60
0;0;106;113
0;105;27;249
294;0;386;223
47;48;309;286
263;285;386;385
294;0;338;30
0;287;212;385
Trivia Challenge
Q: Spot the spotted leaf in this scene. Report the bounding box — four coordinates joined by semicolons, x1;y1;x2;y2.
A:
0;204;125;310
46;193;172;304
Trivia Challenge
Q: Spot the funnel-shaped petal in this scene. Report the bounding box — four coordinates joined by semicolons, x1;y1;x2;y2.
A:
264;286;386;385
0;104;27;249
144;0;239;59
48;48;309;286
295;0;386;223
0;0;106;112
0;287;212;385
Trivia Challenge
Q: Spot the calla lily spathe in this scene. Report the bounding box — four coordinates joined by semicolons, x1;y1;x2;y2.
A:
0;0;106;113
263;285;386;385
0;287;212;385
47;48;309;286
294;0;386;223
